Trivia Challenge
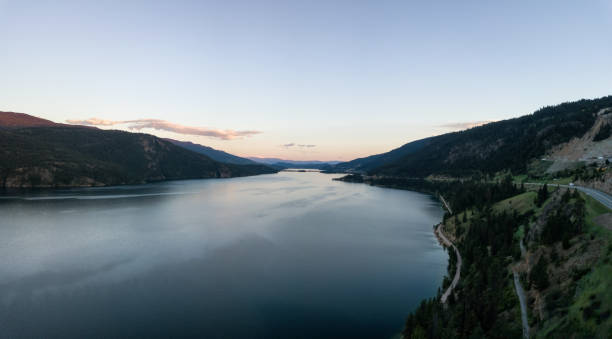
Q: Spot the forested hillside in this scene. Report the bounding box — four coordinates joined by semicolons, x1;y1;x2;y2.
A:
398;179;612;338
165;138;257;165
333;96;612;177
330;137;432;173
0;125;276;188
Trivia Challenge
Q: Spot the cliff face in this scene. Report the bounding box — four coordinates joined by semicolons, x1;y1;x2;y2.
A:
0;126;275;188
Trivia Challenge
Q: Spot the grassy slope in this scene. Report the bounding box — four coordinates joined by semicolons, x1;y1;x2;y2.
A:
560;195;612;338
493;191;537;215
445;187;612;338
512;190;611;338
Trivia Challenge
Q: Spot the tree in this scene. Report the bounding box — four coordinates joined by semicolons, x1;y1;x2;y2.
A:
561;188;571;203
593;123;611;141
536;184;549;207
531;255;550;290
411;325;426;339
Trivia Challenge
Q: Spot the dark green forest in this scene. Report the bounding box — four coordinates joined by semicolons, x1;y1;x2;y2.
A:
401;180;596;338
0;126;276;187
332;96;612;177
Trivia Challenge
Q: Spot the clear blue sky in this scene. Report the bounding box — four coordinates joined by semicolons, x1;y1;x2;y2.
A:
1;0;611;160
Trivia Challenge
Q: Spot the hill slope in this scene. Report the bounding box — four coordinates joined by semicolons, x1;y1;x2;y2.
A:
334;96;612;177
165;138;257;165
331;137;432;173
0;111;64;127
402;181;612;338
0;112;276;187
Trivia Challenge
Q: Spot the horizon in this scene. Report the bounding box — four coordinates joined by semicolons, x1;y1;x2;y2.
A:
1;0;612;161
1;93;607;162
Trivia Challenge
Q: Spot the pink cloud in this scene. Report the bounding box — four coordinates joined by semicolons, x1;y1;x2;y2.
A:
281;143;316;149
66;118;261;140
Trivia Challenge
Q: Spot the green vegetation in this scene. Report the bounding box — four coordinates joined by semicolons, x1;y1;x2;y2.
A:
514;160;609;187
526;160;555;179
541;190;585;247
593;123;611;142
332;97;612;338
494;191;536;215
530;256;550;290
333;96;612;177
399;177;612;338
584;195;611;232
347;174;523;216
0;126;276;187
535;184;550;207
536;191;612;338
403;180;529;338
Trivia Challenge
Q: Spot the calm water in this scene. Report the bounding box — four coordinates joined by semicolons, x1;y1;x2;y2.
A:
0;172;446;338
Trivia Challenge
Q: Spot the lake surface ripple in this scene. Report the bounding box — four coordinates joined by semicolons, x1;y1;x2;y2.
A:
0;172;446;338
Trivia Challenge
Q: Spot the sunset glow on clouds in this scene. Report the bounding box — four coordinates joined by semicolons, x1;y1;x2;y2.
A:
67;118;261;140
282;143;316;148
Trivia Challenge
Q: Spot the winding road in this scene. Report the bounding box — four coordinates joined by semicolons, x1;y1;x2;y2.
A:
439;194;453;215
513;270;529;339
436;224;461;304
524;183;612;210
567;185;612;210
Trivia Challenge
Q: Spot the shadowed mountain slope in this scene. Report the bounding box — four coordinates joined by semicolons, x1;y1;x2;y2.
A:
165;138;257;165
0;112;276;187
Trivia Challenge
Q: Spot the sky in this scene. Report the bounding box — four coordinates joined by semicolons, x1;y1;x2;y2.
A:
1;0;611;161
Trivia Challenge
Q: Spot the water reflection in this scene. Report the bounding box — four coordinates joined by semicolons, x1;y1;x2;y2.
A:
0;172;446;338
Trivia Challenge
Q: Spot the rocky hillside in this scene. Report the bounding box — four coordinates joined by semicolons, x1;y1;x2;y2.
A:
544;107;612;168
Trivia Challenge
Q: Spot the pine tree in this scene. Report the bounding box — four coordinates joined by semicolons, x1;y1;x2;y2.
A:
531;255;550;290
536;184;549;207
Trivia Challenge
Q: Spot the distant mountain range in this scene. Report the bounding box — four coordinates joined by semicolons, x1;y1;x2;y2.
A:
162;141;342;170
0;111;276;188
331;96;612;177
247;157;341;169
164;139;257;165
5;95;609;187
330;137;432;174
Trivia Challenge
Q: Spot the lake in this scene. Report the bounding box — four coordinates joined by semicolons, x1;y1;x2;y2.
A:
0;171;447;338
